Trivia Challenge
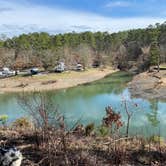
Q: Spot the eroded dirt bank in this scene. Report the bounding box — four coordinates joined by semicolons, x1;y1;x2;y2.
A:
128;70;166;100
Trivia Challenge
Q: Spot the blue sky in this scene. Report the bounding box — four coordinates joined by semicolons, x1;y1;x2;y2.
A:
0;0;165;37
30;0;166;18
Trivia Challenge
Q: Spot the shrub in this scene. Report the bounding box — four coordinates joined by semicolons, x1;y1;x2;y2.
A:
103;106;123;134
96;125;109;137
12;117;32;129
149;135;164;144
0;115;8;127
85;123;95;136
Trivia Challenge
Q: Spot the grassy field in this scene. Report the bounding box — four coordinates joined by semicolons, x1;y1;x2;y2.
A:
160;64;166;69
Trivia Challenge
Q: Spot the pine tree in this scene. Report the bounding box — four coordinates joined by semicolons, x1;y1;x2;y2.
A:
150;41;160;72
149;27;160;71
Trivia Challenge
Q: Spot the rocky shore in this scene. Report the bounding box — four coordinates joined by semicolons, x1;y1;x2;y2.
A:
128;70;166;100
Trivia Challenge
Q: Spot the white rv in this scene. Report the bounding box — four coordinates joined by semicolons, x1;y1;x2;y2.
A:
0;67;15;77
55;62;65;72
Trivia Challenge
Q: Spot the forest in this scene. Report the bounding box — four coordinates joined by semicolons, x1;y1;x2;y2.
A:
0;22;166;72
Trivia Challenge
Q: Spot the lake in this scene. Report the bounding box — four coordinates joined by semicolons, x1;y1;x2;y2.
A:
0;71;166;138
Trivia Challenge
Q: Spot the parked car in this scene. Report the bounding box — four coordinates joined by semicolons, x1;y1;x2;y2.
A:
54;62;65;72
30;68;39;75
76;63;84;71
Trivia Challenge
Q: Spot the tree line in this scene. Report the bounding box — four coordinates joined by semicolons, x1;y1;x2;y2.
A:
0;22;166;71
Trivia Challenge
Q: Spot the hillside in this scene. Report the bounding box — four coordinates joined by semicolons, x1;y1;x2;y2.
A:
0;22;166;72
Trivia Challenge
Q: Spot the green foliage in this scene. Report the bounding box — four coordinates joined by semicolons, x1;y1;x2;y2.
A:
0;41;4;47
149;135;164;144
150;42;160;66
96;125;109;137
12;117;32;128
0;115;8;126
3;23;166;53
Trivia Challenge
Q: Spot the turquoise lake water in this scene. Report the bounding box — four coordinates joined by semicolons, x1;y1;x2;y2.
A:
0;72;165;137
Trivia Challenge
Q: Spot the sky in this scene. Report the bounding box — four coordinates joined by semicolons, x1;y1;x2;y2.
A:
0;0;166;37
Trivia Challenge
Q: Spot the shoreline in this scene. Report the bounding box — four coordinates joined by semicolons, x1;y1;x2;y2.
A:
0;68;118;93
128;70;166;100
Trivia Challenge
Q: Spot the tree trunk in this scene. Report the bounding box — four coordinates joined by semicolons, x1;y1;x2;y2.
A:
126;116;130;137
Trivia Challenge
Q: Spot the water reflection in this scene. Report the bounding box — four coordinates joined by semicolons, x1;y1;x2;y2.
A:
147;99;160;127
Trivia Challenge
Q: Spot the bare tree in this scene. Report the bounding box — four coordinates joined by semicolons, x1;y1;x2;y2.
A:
121;97;140;137
18;91;62;129
17;91;74;165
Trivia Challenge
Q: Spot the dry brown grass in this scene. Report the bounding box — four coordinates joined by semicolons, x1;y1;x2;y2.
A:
0;128;166;166
0;68;117;93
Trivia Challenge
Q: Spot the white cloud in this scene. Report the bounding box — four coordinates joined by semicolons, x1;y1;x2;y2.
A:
105;1;132;8
0;0;165;37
